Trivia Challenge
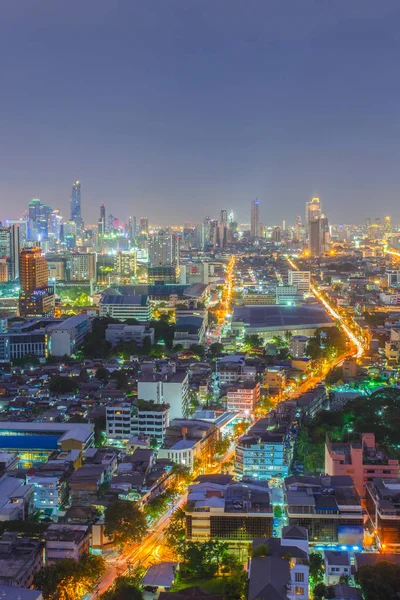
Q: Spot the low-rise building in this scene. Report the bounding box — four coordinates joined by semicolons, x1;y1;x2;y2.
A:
290;336;308;358
106;401;169;444
325;433;399;498
226;382;260;416
105;323;155;347
284;476;363;546
99;294;151;322
235;432;289;482
248;526;309;600
44;524;90;564
263;367;286;392
0;476;34;521
0;533;43;588
366;478;400;551
324;551;351;585
185;477;273;547
48;313;92;357
158;419;219;472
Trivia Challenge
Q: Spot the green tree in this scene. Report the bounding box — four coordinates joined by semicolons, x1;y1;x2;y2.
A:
34;554;106;600
104;500;148;549
355;562;400;600
165;507;186;553
180;540;229;579
189;344;206;356
244;334;263;348
209;342;224;356
309;552;324;585
95;367;109;382
214;437;231;457
101;576;144;600
313;582;327;600
48;375;79;395
224;578;246;600
252;543;270;558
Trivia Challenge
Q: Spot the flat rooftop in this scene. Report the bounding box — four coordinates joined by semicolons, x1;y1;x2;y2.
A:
233;305;334;328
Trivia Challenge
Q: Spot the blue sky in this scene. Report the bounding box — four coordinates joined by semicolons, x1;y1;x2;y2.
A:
0;0;399;226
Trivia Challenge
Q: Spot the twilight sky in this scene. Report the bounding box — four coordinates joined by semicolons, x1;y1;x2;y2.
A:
0;0;400;226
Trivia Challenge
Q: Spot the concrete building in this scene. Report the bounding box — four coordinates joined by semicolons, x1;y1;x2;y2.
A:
324;551;352;585
0;586;43;600
44;524;90;564
105;323;155;347
366;478;400;551
263;367;286;393
67;253;97;282
26;472;69;515
235;432;289;481
0;533;43;588
290;335;308;358
114;251;137;278
0;476;34;521
288;270;311;293
173;314;206;349
106;401;169;444
248;527;309;600
99;294;151;322
48;313;92;357
275;285;301;305
158;419;219;472
226;382;260;416
138;371;189;420
325;433;399;498
284;476;363;546
185;478;273;545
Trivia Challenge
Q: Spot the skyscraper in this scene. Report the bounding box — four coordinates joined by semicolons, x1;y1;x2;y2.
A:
148;231;180;283
220;209;228;224
385;216;392;234
98;203;106;235
28;199;53;241
0;225;20;280
19;247;55;317
139;217;149;233
309;218;321;257
70;180;82;232
251;199;260;237
305;197;321;233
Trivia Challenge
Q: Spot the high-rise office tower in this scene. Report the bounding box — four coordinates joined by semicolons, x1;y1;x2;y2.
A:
375;217;381;226
28;199;53;241
148;231;180;283
6;220;28;248
295;215;302;241
70;180;82;232
98;203;106;235
305;197;321;233
139;217;149;233
67;253;97;282
128;216;136;241
0;225;20;280
19;247;55;317
385;216;392;234
272;227;281;243
220;209;228;224
310;218;321;257
251;199;260;237
320;214;330;252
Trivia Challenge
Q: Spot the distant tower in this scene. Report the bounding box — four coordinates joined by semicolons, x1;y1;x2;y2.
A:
385;216;392;234
98;203;106;235
251;199;260;237
19;247;54;317
306;197;321;233
220;209;228;224
70;180;82;232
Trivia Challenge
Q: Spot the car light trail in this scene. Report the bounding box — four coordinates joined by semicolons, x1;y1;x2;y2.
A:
286;256;365;358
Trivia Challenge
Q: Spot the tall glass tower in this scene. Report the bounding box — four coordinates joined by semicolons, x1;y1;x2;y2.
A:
70;180;82;232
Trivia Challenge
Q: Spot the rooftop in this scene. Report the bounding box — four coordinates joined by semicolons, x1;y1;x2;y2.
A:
233;305;333;328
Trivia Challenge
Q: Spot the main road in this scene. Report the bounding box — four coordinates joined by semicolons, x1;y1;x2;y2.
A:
90;450;235;598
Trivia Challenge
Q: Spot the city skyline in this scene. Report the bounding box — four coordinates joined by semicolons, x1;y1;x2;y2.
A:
1;1;400;223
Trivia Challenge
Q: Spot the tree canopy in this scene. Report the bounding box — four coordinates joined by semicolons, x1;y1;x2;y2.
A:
34;554;106;600
355;561;400;600
48;375;79;395
104;500;148;548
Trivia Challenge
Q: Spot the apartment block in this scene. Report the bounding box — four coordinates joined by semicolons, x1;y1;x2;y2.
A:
325;433;399;498
226;382;260;416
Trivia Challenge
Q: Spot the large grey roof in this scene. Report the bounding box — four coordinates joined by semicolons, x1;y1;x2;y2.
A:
233;305;333;327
